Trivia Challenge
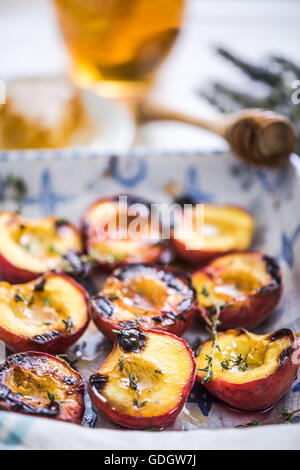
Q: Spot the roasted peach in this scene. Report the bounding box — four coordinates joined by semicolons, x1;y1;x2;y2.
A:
196;328;299;411
0;212;82;283
0;351;84;423
91;264;197;341
81;195;163;269
88;328;196;429
0;273;90;353
171;204;254;265
193;253;282;329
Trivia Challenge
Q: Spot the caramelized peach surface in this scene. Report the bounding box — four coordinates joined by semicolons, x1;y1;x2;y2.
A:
0;274;90;353
0;352;84;423
88;328;196;429
172;204;255;264
193;253;282;329
91;264;196;340
196;329;298;410
0;212;82;283
81;195;163;269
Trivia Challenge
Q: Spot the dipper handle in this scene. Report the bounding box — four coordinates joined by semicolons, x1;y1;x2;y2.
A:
138;103;297;168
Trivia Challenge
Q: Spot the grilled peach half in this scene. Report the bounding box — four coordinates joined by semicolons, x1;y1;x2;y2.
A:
88;328;196;429
91;264;197;341
81;195;163;269
0;211;82;283
193;253;282;329
171;204;254;265
0;352;84;423
196;328;299;411
0;273;90;353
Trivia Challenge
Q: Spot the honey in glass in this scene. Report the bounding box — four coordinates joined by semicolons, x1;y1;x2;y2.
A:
53;0;186;98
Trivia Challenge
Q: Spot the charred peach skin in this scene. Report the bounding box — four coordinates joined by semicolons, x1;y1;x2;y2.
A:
81;195;163;270
91;264;197;341
0;352;84;423
196;329;299;411
171;204;255;265
0;273;90;353
193;253;282;329
0;212;82;283
88;328;196;429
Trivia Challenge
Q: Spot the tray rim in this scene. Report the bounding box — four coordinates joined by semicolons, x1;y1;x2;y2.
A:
0;147;299;171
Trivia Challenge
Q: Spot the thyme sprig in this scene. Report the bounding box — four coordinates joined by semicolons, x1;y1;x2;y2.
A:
129;373;138;391
14;290;36;308
62;317;74;334
197;286;224;384
220;353;248;372
235;420;260;428
127;371;150;409
14;291;24;303
280;408;300;424
133;398;148;408
235;408;300;427
47;391;65;404
56;354;72;366
200;48;300;154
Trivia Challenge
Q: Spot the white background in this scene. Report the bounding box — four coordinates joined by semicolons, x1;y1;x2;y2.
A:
0;0;299;151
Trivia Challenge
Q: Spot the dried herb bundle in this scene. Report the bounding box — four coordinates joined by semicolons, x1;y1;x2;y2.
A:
200;47;300;153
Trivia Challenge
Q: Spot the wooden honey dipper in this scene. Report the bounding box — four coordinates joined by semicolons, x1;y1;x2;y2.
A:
138;103;297;168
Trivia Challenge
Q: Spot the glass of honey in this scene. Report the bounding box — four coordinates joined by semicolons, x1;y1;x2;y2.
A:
53;0;186;98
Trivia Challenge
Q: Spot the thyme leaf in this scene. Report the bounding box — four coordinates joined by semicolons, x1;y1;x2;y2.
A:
62;317;74;334
48;245;62;256
108;293;119;301
220;354;248;372
199;289;224;384
14;292;24;303
200;286;210;297
43;298;51;308
129;373;138;391
47;391;64;404
133;398;148;408
281;408;300;424
235;420;260;428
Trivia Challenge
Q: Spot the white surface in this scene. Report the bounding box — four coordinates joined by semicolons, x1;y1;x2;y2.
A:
2;410;300;450
79;90;136;153
0;0;299;152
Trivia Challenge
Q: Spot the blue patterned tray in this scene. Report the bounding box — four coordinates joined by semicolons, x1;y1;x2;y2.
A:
0;148;299;431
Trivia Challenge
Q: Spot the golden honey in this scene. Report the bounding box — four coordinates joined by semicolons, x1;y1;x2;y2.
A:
53;0;186;97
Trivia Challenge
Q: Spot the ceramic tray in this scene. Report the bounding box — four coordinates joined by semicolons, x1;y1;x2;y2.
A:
0;148;299;431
